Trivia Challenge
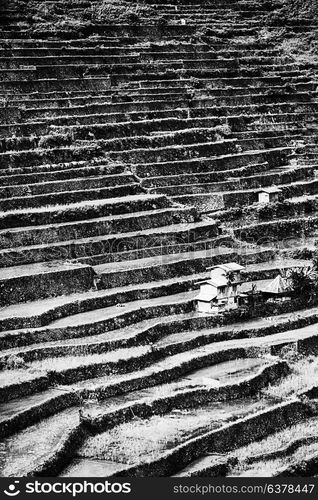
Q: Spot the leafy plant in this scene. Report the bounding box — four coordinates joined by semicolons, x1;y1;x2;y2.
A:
288;266;317;300
92;0;157;25
4;354;26;370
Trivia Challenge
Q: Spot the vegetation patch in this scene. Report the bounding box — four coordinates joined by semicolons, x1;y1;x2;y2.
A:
92;0;158;25
234;415;318;463
285;0;318;19
78;398;272;465
11;0;163;31
262;353;318;400
263;1;318;62
228;414;318;477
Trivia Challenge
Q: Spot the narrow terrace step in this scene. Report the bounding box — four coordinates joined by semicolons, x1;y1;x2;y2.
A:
65;398;311;477
0;183;144;211
94;247;273;289
242;112;318;129
0;357;286;476
1;312;317;441
0;160;126;182
9;105;312;140
0;194;171;230
15;96;318;124
109;71;312;88
0;86;189;100
0;408;82;476
19;97;191;121
0;55;142;68
0;83;286;104
0;91;189;113
0;219;220;268
0;60;304;82
172;175;318;213
0;269;213;332
227;415;318;477
0;261;95;306
0;274;308;365
87;128;227;153
0;75;306;94
12;103;318;137
190;92;314;108
0;47;280;59
0;207;197;250
29;108;190;128
74;357;285;430
0;77;117;93
0;83;305;122
233;211;318;243
37;88;310;121
172;455;235;477
0;39;276;50
108;139;239;164
0;289;198;358
0;256;306;336
133;147;292;177
0;145;107;170
1;127;224;154
0;317;296;406
189;103;318;121
141;162;271;188
45;115;314;150
146;165;315;195
50;117;225;144
0;173;137;197
131;76;313;90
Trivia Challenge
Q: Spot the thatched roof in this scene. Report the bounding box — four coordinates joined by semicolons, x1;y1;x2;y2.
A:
261;275;289;295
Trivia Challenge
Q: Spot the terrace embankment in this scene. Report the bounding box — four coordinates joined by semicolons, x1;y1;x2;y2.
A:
1;0;318;476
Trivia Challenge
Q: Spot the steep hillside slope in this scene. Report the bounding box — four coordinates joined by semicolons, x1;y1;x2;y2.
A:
0;0;318;477
288;0;318;18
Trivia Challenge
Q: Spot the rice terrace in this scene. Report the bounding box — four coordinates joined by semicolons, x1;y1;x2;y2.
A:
1;0;318;478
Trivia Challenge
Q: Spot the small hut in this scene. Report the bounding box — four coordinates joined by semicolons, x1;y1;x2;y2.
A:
258;187;281;204
260;275;289;301
195;262;245;314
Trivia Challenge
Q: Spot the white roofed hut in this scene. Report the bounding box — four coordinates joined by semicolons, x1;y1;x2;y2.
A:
195;262;245;314
258;186;281;204
260;274;290;301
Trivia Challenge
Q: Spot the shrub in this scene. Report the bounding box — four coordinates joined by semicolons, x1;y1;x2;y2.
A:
291;247;313;260
38;133;73;149
92;0;156;25
288;266;318;300
4;354;26;370
214;124;232;139
15;0;161;30
279;35;318;63
286;0;318;19
263;1;318;60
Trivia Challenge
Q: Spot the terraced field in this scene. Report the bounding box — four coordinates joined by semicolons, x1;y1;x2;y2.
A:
1;0;318;477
